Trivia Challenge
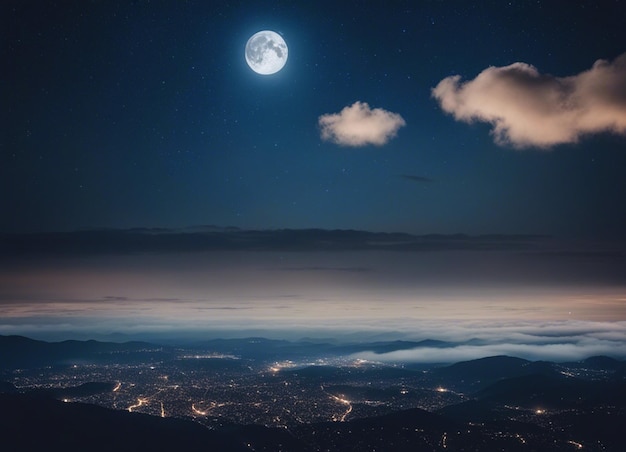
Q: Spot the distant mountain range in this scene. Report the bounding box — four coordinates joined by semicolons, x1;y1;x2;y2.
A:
0;334;168;369
185;337;457;361
3;334;626;374
0;335;470;369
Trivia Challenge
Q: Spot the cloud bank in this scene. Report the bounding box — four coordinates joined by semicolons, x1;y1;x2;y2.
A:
354;340;626;363
431;53;626;148
352;320;626;362
318;101;406;146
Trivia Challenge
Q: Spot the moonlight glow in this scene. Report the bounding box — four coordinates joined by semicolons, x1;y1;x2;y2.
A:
245;30;288;75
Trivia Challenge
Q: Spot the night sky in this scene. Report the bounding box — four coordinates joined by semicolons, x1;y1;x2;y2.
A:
2;1;626;356
4;0;626;236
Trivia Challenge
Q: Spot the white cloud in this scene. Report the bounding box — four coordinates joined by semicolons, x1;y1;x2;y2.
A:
318;101;406;146
431;53;626;148
353;338;626;363
347;320;626;362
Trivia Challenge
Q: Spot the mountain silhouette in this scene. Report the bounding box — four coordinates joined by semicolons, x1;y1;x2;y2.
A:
0;335;166;369
0;393;249;452
429;355;558;391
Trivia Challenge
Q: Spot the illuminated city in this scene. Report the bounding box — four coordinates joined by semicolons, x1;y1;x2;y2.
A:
2;336;625;450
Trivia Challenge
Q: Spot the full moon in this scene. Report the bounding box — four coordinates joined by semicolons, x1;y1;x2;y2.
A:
245;30;288;75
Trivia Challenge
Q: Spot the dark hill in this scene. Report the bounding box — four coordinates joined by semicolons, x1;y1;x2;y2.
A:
436;399;510;423
0;335;165;369
562;355;626;371
582;355;623;369
0;393;250;452
475;373;626;409
430;355;557;391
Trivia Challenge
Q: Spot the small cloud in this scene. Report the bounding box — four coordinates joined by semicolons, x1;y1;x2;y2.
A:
318;101;406;146
399;174;434;183
431;53;626;148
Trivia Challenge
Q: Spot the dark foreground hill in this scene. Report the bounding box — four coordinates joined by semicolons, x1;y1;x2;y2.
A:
0;393;249;452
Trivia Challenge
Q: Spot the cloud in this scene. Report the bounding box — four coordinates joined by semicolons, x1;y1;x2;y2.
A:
431;53;626;148
318;101;406;146
351;321;626;362
353;340;626;363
